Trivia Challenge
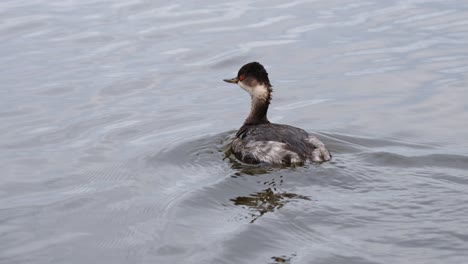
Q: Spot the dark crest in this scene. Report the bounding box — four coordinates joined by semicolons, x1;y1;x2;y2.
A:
237;62;272;88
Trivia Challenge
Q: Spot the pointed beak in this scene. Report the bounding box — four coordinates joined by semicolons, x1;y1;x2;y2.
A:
223;77;239;84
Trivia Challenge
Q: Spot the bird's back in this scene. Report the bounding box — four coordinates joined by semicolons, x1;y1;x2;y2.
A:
232;123;327;164
238;123;311;155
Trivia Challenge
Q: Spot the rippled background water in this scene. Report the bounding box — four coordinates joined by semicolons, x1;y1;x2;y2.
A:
1;0;468;263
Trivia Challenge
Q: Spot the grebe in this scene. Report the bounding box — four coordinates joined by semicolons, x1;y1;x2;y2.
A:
223;62;331;165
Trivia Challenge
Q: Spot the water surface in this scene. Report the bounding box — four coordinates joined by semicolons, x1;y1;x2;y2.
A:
1;0;468;263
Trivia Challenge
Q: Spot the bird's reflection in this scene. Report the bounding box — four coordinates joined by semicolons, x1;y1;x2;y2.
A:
270;254;296;263
230;187;310;223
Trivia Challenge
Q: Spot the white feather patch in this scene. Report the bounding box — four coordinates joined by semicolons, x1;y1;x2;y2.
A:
307;135;331;162
232;139;302;164
238;82;269;100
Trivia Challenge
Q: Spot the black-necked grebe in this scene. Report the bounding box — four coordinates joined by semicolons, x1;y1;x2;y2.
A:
223;62;331;164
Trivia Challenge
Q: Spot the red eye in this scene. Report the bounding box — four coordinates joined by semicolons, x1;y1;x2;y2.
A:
239;75;244;81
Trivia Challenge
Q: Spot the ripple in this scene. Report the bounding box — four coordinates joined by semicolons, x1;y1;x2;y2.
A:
1;232;89;258
439;65;468;74
3;113;132;150
393;10;456;24
0;15;50;38
187;39;297;66
359;152;468;170
140;5;249;34
201;16;294;33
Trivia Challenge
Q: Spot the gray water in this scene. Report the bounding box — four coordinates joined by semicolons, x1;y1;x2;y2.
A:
1;0;468;263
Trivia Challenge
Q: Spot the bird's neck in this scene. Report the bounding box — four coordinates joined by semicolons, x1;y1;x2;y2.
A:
244;94;271;125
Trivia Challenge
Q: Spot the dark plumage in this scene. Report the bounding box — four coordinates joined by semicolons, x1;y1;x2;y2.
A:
237;62;272;89
223;62;331;165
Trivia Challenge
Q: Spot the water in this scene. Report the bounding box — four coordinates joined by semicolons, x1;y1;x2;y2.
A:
1;0;468;263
